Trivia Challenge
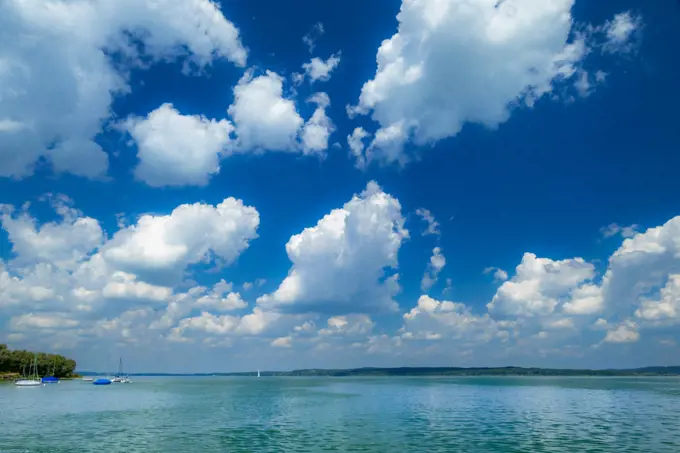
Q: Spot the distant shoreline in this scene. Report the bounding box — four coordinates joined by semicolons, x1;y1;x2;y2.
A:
76;366;680;378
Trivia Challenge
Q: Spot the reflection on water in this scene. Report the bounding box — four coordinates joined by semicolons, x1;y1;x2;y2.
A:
0;376;678;452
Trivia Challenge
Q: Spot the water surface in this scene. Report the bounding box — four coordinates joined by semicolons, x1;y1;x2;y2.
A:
1;376;678;452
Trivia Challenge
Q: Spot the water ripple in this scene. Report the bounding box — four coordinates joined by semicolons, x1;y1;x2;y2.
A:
0;377;678;452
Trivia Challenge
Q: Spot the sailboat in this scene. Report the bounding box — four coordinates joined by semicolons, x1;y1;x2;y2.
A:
112;357;124;383
93;377;111;385
15;354;43;387
121;362;131;383
257;369;261;378
42;358;60;384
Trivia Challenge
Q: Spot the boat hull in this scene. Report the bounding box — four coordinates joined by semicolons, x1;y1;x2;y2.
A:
15;380;43;387
93;378;112;385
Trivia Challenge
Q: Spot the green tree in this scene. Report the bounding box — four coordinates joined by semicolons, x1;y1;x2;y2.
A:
0;345;77;377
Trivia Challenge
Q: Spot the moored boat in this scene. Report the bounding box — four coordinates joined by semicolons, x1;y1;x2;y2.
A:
15;354;42;387
42;359;60;384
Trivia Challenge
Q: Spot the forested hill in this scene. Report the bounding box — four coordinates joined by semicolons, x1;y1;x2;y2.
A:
0;344;77;378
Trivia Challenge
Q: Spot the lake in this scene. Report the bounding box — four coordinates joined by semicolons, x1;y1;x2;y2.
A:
1;376;678;452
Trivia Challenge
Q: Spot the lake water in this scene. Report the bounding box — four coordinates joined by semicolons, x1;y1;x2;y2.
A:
1;376;678;452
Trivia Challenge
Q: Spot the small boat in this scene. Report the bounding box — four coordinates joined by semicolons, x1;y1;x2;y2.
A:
257;369;261;378
42;359;60;384
111;357;125;383
93;378;112;386
15;380;43;387
82;377;95;382
15;354;42;387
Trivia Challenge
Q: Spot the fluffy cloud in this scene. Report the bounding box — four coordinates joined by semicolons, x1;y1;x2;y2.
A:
600;223;640;239
194;281;248;312
125;72;335;186
271;336;293;348
101;272;172;301
101;198;259;283
402;295;503;343
400;214;680;354
0;195;103;269
635;275;680;325
414;208;441;236
348;0;641;167
483;267;508;283
242;279;266;292
0;0;246;179
301;93;335;155
487;253;598;318
600;216;680;324
318;314;375;336
421;247;446;292
347;128;371;169
296;53;342;84
124;104;235;187
228;70;304;152
257;181;408;313
603;320;639;344
0;193;260;351
172;307;294;341
10;313;80;331
601;12;642;54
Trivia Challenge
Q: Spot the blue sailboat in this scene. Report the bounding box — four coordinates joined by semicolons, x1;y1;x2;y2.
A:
42;359;60;384
93;377;112;385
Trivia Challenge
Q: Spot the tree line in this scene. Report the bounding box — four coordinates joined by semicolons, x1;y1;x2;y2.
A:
0;344;77;377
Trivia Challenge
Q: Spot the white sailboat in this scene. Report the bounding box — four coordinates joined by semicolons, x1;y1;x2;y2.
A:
112;357;124;382
15;354;43;387
257;369;261;378
121;362;131;383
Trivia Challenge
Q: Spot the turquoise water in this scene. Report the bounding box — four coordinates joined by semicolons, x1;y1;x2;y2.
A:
1;376;679;452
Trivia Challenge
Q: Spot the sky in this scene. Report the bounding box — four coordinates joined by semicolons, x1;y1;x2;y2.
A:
1;0;679;373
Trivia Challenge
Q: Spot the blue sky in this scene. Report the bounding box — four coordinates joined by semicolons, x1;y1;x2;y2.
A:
1;0;679;373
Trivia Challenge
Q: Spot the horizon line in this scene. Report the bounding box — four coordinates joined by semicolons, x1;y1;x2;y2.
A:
76;364;680;374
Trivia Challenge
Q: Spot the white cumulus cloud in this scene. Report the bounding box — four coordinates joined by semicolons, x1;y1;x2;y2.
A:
101;198;259;283
228;70;304;153
0;195;103;269
124;104;235;187
0;0;246;179
301;93;335;155
603;320;639;344
125;72;336;186
402;295;503;343
257;181;408;313
347;128;371;169
483;267;509;283
348;0;642;167
421;247;446;292
297;53;342;84
487;253;598;318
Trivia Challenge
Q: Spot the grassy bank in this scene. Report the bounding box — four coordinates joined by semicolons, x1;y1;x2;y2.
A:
0;372;20;381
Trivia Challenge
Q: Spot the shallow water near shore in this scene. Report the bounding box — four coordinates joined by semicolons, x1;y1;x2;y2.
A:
1;376;678;452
